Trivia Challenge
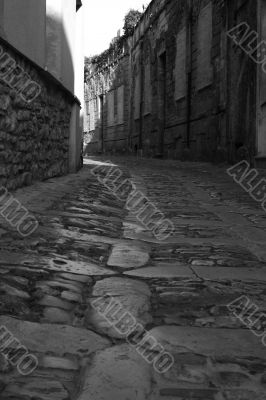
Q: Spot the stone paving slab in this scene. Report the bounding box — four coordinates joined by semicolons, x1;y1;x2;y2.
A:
2;378;70;400
0;251;116;276
0;316;110;357
107;243;150;270
86;277;152;338
124;230;246;246
124;262;197;279
191;265;266;282
77;345;152;400
144;325;266;359
2;157;266;400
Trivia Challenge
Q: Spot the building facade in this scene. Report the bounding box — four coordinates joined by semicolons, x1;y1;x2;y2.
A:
0;0;83;191
85;0;266;166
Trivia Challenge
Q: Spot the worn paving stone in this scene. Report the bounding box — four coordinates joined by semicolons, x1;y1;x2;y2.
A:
2;378;70;400
0;353;11;373
0;282;30;299
38;295;74;311
151;278;266;329
77;344;152;400
39;356;79;371
46;258;117;276
0;316;110;357
123;262;196;279
86;277;152;338
46;227;124;245
91;276;151;298
107;243;150;269
144;326;266;360
0;251;116;276
191;265;266;282
56;273;92;283
37;280;83;293
61;291;83;303
42;308;73;324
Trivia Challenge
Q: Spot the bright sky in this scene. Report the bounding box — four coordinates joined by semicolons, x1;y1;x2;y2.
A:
83;0;148;57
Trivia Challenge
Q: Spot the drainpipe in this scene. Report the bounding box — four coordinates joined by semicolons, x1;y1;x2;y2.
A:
186;0;193;148
139;40;144;151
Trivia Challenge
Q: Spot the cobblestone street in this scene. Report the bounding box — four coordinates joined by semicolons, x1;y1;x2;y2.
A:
1;156;266;400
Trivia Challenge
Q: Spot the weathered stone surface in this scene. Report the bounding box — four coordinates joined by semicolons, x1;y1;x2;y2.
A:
143;326;266;360
191;259;215;266
191;266;266;282
47;258;117;276
56;273;91;283
61;291;82;303
124;263;196;279
42;307;72;324
91;277;151;297
2;378;70;400
159;291;199;303
3;154;266;400
86;277;152;338
123;221;148;234
38;295;74;311
0;42;73;191
0;353;12;373
77;345;152;400
38;280;82;293
39;356;79;371
0;94;11;111
0;252;115;277
158;388;265;400
107;243;150;269
0;282;30;299
0;317;110;357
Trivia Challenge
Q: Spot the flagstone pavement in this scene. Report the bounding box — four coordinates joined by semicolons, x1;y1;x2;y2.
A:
0;156;266;400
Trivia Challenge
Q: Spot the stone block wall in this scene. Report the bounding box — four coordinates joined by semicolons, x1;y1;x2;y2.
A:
84;39;131;154
226;0;257;163
0;40;74;191
84;0;256;163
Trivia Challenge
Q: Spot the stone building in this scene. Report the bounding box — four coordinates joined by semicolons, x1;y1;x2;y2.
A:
0;0;83;191
85;0;266;166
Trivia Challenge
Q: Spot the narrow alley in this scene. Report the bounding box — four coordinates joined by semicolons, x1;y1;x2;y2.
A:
1;0;266;399
0;156;266;400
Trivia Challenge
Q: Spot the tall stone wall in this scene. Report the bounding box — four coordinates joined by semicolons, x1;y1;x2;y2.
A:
84;39;131;154
84;0;256;163
0;40;75;191
226;0;257;163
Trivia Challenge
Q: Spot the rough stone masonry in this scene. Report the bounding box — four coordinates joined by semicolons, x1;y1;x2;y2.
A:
85;0;257;164
0;39;78;191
